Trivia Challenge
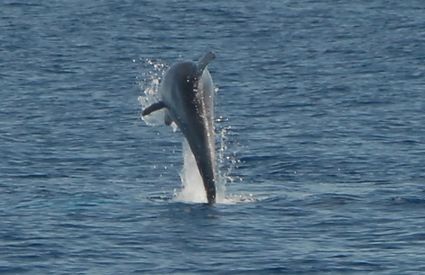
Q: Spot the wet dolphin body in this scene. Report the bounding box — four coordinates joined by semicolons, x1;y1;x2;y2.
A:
142;52;217;204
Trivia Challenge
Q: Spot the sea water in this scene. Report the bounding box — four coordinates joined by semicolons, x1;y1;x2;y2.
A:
1;0;425;273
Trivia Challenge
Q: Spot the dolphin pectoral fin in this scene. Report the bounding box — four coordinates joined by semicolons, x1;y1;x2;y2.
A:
197;51;215;76
142;101;166;116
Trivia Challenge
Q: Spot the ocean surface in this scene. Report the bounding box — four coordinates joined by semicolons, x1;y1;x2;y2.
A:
1;0;425;273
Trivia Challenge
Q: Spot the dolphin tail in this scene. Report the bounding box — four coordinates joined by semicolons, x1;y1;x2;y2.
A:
197;51;216;76
142;101;166;116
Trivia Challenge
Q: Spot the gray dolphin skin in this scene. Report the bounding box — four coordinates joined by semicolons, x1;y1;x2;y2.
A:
142;52;217;204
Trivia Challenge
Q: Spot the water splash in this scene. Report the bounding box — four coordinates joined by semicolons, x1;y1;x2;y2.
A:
175;138;208;203
137;59;167;126
175;135;236;204
138;58;251;205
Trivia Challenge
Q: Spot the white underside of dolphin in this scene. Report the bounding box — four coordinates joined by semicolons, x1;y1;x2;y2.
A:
142;52;217;204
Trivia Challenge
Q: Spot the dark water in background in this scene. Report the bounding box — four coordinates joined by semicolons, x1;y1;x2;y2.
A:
1;0;425;273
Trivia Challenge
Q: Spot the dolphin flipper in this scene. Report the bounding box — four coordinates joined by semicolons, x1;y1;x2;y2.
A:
142;101;166;116
197;52;216;76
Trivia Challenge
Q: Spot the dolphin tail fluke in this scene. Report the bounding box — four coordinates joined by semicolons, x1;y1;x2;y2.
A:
197;51;216;76
142;101;166;116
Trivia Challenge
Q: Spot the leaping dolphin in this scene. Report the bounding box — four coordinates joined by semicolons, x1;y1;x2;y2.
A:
142;52;217;204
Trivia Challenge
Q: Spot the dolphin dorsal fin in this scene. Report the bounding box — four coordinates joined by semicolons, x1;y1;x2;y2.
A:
196;51;215;77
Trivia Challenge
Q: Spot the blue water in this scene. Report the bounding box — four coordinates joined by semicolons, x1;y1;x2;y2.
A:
1;0;425;273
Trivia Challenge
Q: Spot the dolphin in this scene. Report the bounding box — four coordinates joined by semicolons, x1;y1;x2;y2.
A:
142;52;217;204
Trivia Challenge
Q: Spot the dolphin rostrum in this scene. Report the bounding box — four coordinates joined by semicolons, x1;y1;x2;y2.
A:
142;52;217;204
